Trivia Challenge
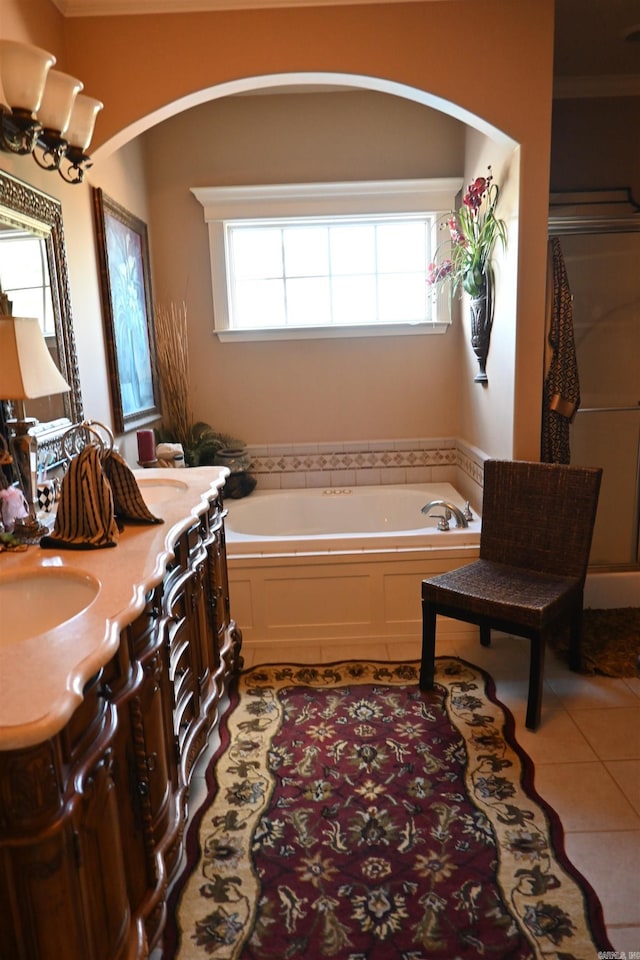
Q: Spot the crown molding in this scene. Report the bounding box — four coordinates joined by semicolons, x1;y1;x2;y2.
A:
51;0;424;14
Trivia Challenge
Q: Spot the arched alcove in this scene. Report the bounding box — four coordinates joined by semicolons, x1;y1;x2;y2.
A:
94;70;516;162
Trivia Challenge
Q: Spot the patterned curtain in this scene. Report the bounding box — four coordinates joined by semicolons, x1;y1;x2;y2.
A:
541;237;580;464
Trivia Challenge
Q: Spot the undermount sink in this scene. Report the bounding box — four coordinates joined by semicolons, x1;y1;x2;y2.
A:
0;569;100;643
136;476;189;505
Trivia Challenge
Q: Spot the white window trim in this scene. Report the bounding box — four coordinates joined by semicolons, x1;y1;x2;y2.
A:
191;178;463;342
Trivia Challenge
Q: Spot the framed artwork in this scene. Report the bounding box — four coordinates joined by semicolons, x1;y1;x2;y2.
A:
93;188;161;434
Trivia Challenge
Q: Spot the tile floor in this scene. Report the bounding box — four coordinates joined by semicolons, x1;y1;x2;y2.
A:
163;631;640;957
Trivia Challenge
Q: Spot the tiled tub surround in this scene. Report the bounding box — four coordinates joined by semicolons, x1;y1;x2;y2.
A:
245;436;485;504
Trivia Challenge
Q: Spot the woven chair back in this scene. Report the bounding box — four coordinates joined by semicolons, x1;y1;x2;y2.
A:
479;460;602;580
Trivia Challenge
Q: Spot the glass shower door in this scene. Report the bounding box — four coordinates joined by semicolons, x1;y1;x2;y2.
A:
550;214;640;568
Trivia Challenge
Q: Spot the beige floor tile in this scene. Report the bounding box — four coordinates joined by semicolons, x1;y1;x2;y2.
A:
607;925;640;954
548;674;640;710
392;641;479;666
321;643;389;663
436;636;479;660
388;641;422;661
563;831;640;926
625;676;640;699
544;649;579;679
570;707;640;760
187;771;210;812
605;759;640;815
247;642;324;665
510;709;599;764
493;679;563;724
453;637;531;683
533;761;640;831
240;645;255;668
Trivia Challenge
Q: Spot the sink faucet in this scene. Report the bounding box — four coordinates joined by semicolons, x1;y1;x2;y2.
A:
421;499;469;529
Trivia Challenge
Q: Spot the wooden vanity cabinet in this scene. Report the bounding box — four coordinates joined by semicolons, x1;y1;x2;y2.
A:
206;494;234;653
0;489;242;959
102;585;179;955
0;676;131;960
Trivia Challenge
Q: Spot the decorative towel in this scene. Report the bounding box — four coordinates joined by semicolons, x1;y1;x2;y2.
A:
541;237;581;464
103;450;163;525
40;446;163;550
41;444;119;550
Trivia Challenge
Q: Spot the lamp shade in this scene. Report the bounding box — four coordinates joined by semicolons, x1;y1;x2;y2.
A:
65;93;103;151
0;40;56;114
38;70;83;134
0;316;70;399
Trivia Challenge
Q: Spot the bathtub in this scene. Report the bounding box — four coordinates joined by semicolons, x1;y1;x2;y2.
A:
225;482;481;555
225;483;482;648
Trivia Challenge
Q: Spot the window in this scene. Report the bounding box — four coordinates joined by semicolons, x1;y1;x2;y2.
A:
192;179;463;341
0;232;54;337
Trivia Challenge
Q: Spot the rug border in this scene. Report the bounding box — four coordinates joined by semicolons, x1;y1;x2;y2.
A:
161;657;613;957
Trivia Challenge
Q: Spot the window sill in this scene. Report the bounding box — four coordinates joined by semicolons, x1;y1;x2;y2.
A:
215;322;451;343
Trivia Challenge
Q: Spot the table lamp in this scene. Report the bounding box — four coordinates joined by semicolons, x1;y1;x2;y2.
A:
0;316;70;538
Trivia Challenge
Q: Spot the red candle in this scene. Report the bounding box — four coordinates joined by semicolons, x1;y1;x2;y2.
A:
137;429;155;463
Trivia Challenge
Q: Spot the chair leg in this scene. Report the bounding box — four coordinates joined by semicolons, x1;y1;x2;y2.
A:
419;600;437;690
526;632;546;730
480;623;491;647
568;601;583;672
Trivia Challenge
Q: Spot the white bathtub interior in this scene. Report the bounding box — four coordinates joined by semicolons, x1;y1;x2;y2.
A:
225;482;480;555
225;482;481;647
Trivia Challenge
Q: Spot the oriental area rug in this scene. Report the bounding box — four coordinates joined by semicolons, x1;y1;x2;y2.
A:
164;659;612;960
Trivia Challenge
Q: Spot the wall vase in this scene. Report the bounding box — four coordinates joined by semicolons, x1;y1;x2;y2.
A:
469;274;493;384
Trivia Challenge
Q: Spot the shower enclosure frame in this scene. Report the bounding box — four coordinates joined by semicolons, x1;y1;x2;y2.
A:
549;189;640;570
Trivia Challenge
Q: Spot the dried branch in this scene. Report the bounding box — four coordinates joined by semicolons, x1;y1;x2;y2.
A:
154;300;193;450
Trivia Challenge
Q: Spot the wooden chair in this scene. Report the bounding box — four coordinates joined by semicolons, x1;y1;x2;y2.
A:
419;460;602;730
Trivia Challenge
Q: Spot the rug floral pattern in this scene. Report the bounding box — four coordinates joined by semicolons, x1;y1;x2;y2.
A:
171;659;609;959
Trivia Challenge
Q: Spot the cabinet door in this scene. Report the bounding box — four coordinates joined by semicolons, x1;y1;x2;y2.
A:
72;726;132;960
190;555;212;688
136;642;177;850
207;515;230;650
0;807;87;959
0;711;131;960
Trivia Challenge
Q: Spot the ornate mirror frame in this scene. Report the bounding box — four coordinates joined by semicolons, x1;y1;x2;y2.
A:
0;169;84;462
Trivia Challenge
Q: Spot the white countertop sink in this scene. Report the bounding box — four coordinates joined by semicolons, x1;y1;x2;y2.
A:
0;466;228;750
136;475;189;505
0;569;100;643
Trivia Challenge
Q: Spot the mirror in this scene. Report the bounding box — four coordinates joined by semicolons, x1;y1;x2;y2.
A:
0;169;84;463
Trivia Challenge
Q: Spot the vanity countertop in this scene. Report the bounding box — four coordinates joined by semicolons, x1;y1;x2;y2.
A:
0;467;228;752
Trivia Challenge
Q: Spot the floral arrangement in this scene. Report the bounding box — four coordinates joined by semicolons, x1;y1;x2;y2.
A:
427;166;507;300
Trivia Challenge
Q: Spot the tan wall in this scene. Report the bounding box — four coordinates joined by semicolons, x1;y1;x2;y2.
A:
141;91;467;446
1;0;555;462
459;130;520;460
0;0;63;55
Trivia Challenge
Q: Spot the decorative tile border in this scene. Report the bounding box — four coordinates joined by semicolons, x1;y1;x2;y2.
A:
245;437;487;495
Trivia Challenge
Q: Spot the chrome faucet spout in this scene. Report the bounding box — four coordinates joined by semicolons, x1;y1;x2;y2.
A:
421;499;469;528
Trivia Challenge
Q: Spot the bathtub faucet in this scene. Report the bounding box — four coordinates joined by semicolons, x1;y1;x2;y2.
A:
421;500;469;529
